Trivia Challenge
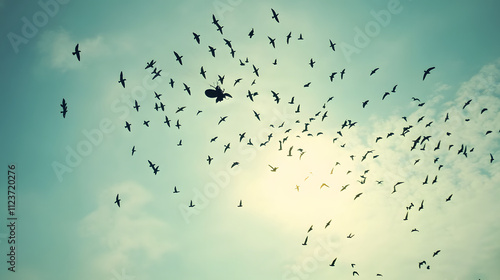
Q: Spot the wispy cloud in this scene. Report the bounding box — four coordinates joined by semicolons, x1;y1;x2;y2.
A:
37;28;108;72
78;181;174;276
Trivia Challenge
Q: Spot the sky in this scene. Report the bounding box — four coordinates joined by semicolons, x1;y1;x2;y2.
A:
1;0;499;279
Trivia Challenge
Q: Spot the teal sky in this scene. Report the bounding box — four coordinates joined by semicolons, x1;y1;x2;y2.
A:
1;0;499;279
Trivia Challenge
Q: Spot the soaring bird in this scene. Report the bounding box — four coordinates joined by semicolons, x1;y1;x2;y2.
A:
173;51;183;65
329;257;337;266
325;219;332;228
370;67;379;75
329;39;336;51
462;99;472;109
268;36;276;48
60;98;68;118
271;8;279;23
145;59;156;69
423;67;435;80
354;193;363;200
432;250;441;257
286;31;292;44
248;28;254;38
302;236;308;245
72;44;81;61
114;194;121;207
253;110;261;121
192;32;200;44
118;71;126;88
309;58;315;68
200;66;206;79
207;155;213;165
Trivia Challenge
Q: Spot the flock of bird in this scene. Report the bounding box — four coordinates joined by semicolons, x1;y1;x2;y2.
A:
62;7;497;278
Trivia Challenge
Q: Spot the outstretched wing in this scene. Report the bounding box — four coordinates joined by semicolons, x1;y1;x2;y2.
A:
205;89;218;98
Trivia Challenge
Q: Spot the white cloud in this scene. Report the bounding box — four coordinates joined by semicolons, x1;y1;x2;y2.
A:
78;181;175;277
37;28;108;72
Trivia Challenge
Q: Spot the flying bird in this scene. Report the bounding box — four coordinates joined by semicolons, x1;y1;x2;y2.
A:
124;121;131;132
60;98;68;118
72;44;81;61
252;64;259;76
208;46;216;57
271;8;279;23
268;36;276;48
200;66;206;79
248;28;254;38
173;51;183;65
183;83;191;95
118;71;126;88
423;66;435;80
193;32;200;44
145;59;156;69
329;257;337;266
329;39;336;51
309;58;315;68
114;194;120;207
253;110;261;121
462;99;472;109
302;236;308;245
268;165;278;172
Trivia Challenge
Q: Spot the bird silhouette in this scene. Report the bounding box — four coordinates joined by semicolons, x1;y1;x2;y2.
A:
271;8;279;23
173;51;183;65
192;32;200;44
423;67;435;80
118;71;126;88
300;236;308;246
114;194;121;207
329;39;336;51
248;28;254;38
72;44;81;61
